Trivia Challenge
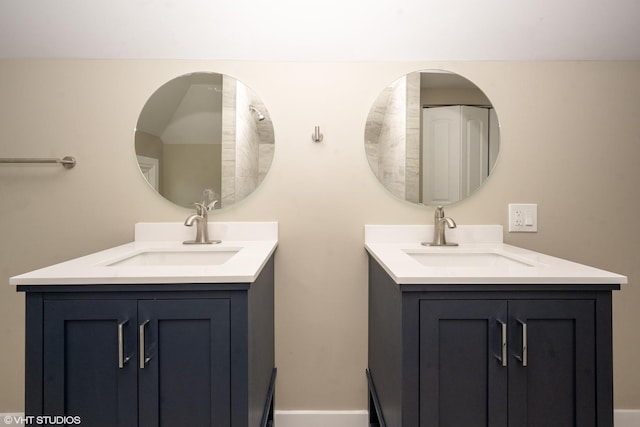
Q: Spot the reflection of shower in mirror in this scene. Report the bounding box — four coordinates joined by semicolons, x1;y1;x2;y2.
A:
249;105;266;121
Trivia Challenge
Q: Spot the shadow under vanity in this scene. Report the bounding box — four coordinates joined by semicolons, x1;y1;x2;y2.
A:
365;225;626;427
12;222;278;427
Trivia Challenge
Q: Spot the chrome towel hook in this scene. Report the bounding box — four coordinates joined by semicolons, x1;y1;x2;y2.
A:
311;126;323;143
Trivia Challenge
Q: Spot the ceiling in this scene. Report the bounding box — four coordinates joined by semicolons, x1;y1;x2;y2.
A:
1;0;639;61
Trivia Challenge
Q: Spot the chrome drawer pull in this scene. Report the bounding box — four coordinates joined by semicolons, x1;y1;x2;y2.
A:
139;320;150;369
496;319;507;367
117;320;130;369
515;319;528;367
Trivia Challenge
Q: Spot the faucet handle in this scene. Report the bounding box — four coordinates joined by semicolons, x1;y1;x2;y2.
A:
192;202;207;216
434;206;445;219
193;200;219;213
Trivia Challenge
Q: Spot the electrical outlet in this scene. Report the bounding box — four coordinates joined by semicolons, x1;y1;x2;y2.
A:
509;204;537;232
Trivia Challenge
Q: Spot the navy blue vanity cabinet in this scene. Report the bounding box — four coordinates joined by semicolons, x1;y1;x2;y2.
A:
19;256;275;427
367;256;619;427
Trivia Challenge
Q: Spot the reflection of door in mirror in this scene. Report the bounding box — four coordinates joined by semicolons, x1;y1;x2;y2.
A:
422;106;499;205
136;155;160;192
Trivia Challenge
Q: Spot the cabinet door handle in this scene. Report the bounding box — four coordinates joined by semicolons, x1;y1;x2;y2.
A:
118;320;131;369
515;319;528;367
496;319;507;367
139;320;150;369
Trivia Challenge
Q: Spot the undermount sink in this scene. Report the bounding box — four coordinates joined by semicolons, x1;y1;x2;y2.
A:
107;248;241;267
9;222;278;285
403;249;536;268
364;225;628;285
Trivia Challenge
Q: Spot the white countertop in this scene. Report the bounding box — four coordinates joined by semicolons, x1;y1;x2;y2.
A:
365;225;628;285
10;222;278;286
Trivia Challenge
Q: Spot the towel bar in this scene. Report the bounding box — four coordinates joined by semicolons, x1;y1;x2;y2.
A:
0;156;76;169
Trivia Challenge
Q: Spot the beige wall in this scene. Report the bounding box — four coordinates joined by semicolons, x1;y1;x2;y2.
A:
0;60;639;411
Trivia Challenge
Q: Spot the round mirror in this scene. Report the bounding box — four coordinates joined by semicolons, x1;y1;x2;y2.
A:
135;72;275;208
364;70;500;206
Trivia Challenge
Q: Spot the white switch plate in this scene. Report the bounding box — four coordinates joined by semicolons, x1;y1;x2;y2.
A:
508;203;538;232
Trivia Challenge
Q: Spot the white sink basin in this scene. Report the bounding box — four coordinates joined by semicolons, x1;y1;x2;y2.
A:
403;249;535;268
107;248;241;267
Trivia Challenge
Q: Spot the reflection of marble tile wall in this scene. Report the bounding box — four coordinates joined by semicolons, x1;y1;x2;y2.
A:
365;74;420;202
255;99;275;183
379;77;407;199
235;82;260;201
365;78;407;198
364;86;391;177
259;143;274;182
221;77;275;206
405;72;421;203
221;75;237;206
365;78;407;199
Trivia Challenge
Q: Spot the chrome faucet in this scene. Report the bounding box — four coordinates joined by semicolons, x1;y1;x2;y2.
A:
422;206;458;247
183;201;221;245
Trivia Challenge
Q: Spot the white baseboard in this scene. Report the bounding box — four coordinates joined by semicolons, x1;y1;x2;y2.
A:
615;410;640;427
274;410;368;427
274;409;640;427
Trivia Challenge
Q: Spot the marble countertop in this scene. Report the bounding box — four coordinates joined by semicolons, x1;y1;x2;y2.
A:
10;222;278;285
365;225;628;285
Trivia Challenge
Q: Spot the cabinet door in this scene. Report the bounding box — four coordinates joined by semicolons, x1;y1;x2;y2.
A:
43;300;138;427
419;300;508;427
508;300;596;427
138;299;231;427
